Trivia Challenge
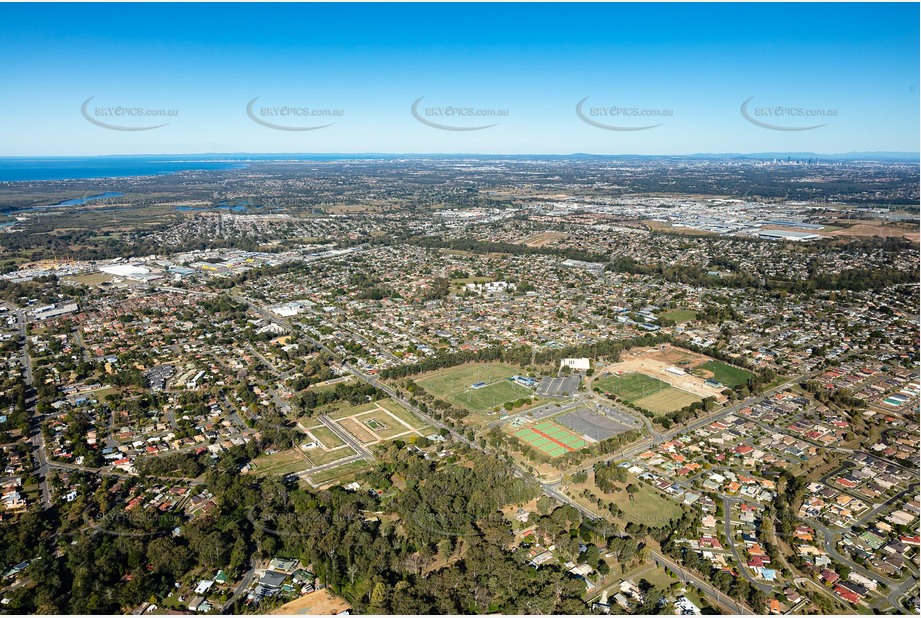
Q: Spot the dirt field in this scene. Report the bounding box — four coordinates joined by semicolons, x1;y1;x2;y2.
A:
338;417;377;444
601;345;726;402
521;232;568;247
643;220;715;235
324;203;389;214
270;588;351;615
636;344;711;368
828;221;919;243
488;190;572;200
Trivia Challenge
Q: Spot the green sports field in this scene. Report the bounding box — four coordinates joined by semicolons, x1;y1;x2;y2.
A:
634;387;702;414
416;363;532;412
693;361;754;387
594;372;669;402
514;420;589;458
660;309;698;323
453;380;531;411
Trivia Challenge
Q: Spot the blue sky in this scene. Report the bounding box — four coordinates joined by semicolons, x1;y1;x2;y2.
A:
0;3;917;155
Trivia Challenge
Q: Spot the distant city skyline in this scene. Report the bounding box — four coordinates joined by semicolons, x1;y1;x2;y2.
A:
1;2;918;156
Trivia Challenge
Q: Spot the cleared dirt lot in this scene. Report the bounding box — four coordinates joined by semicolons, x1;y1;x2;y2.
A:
338;417;377;444
636;345;711;367
643;220;715;235
330;400;427;445
600;345;726;402
270;589;351;615
828;221;919;243
521;231;568;247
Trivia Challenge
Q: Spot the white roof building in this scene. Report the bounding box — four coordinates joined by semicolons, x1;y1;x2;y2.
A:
756;230;820;242
101;263;151;278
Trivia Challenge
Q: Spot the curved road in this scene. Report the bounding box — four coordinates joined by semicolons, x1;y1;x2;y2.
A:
722;497;774;594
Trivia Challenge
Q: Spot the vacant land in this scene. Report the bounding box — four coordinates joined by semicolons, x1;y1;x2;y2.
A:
361;412;406;440
306;459;369;485
338;417;377;443
639;345;710;368
65;272;116;286
325;399;382;420
322;399;429;452
307;375;354;393
306;425;344;449
521;231;568;247
248;448;311;477
450;275;494;286
303;445;354;467
605;479;682;524
827;220;920;243
595;372;668;402
626;564;679;591
571;473;683;527
378;398;426;429
270;588;351;615
643;220;715;236
693;360;754;387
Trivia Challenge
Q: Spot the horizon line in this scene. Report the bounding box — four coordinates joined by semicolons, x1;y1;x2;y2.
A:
1;151;918;160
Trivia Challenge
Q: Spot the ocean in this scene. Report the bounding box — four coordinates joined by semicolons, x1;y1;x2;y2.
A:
0;156;249;182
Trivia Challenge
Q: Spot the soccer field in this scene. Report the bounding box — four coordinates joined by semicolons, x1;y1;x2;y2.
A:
417;363;520;397
634;387;702;414
693;361;753;387
595;372;668;402
453;380;531;411
417;363;532;411
660;309;698;323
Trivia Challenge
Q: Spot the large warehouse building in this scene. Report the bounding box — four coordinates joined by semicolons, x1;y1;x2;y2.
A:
757;229;821;242
101;263;151;277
